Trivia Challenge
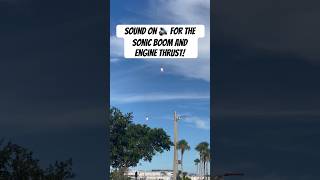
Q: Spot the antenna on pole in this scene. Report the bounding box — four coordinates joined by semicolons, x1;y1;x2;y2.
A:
172;112;189;180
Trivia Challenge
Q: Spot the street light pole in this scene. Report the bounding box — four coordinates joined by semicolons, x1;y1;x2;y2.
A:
173;111;178;180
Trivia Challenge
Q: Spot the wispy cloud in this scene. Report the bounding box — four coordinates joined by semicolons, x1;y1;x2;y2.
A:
111;92;209;104
149;114;210;130
183;116;210;130
148;0;210;81
110;36;123;62
110;0;210;81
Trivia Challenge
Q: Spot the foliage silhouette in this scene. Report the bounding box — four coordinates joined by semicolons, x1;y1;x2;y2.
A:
0;140;74;180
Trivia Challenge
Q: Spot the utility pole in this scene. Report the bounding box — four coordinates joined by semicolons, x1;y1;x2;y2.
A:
173;111;178;180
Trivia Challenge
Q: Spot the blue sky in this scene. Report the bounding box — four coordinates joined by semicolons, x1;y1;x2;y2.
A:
110;0;210;173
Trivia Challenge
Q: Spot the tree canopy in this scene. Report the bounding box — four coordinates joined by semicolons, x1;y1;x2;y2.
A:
177;139;190;155
195;142;209;161
110;107;172;169
0;140;74;180
177;139;190;172
194;158;200;165
195;141;210;180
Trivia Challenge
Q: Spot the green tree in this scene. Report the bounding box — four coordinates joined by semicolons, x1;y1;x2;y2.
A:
45;159;74;179
110;107;172;173
194;158;200;176
195;142;209;180
203;148;210;179
184;177;191;180
0;140;74;179
177;170;182;180
177;139;190;172
178;171;190;180
182;171;188;178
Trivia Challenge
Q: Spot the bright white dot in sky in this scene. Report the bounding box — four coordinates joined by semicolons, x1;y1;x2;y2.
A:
160;67;164;72
145;116;149;121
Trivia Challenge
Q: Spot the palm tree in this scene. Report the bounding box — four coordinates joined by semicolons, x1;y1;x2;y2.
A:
194;159;200;176
195;142;209;180
177;139;190;173
182;172;188;179
203;148;210;179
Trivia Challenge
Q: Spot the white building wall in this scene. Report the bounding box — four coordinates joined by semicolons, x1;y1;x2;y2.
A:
125;170;205;180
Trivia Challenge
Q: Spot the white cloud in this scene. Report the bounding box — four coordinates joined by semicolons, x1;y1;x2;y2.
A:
110;0;210;81
149;0;210;24
110;36;124;62
183;116;210;130
111;92;209;104
150;114;210;130
149;0;211;81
